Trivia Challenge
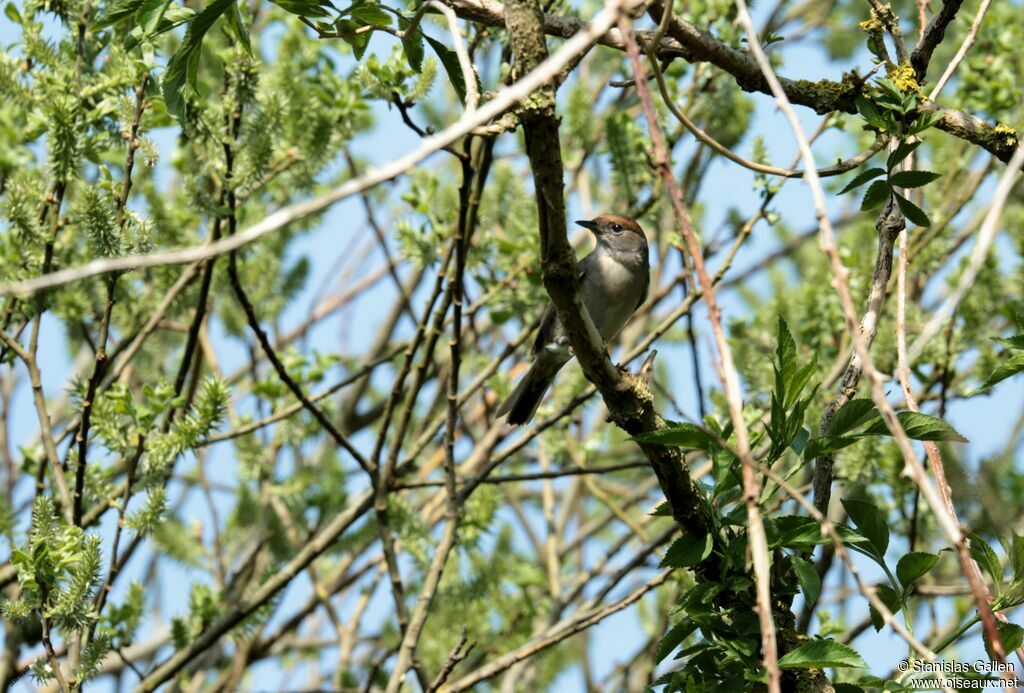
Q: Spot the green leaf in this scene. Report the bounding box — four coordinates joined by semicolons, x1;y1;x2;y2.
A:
985;621;1024;662
660;532;713;569
894;193;931;227
773;516;868;549
860;180;891;210
346;28;371;61
655;620;696;664
828;399;879;437
4;2;23;24
855;97;886;129
973;352;1024;394
868;584;902;630
424;34;467;105
634;423;715;452
650;502;672;517
842;498;889;556
268;0;334;16
350;3;391;24
887;140;923;170
839;167;886;194
224;1;252;56
398;14;424;72
93;0;147;29
161;0;236;121
910;109;943;135
889;170;942;188
803;435;859;460
1009;533;1024;582
858;411;967;442
969;533;1003;587
792;556;820;605
778;639;868;669
896;551;939;588
994;335;1024;350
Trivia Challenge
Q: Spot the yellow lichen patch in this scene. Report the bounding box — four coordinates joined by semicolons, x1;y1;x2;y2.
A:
887;62;920;93
993;124;1019;147
859;18;882;32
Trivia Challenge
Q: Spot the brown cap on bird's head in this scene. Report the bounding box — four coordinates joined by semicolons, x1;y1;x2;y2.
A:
575;214;646;239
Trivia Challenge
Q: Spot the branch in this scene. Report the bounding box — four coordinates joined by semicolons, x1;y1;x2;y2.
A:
503;0;716;552
622;17;778;688
812;195;903;517
911;0;964;80
448;0;1021;164
135;491;374;691
927;0;991;99
445;570;670;691
908;145;1024;360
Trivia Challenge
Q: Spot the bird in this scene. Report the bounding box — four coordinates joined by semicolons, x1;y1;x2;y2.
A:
497;214;650;425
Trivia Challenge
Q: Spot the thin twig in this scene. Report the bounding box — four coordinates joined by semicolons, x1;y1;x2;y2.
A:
622;17;779;689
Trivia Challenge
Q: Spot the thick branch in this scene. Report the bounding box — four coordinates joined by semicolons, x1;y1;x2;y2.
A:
912;0;964;80
448;0;1021;166
504;0;716;558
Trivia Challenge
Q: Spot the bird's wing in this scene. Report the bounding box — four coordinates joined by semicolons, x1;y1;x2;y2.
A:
532;264;587;354
634;269;650;312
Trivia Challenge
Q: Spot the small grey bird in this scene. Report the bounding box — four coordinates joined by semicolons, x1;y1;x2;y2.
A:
497;214;650;425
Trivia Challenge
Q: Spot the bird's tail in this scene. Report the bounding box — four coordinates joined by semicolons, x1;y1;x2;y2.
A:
497;358;565;426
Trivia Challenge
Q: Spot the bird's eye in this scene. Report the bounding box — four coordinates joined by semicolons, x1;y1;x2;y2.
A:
611;223;623;233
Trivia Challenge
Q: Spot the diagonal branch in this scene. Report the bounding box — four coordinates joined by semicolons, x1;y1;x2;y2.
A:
622;18;779;689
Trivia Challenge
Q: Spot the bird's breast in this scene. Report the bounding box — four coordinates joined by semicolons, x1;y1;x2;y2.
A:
583;253;647;340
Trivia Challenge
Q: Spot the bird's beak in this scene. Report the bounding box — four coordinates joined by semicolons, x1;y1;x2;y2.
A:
575;220;599;233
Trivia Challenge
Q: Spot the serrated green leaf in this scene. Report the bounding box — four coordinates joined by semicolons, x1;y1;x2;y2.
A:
969;533;1003;587
1010;533;1024;582
896;551;939;587
650;502;672;517
655;620;696;664
161;0;235;121
985;621;1024;661
994;335;1024;350
868;584;902;630
829;399;879;437
792;556;820;605
803;435;859;460
94;0;147;29
973;352;1024;394
887;140;922;170
773;516;868;549
858;411;968;442
778;639;868;669
839;167;886;194
856;97;886;129
894;193;931;227
861;180;891;210
224;1;252;56
842;498;889;556
889;170;941;188
659;532;712;569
